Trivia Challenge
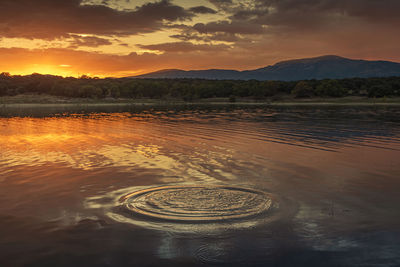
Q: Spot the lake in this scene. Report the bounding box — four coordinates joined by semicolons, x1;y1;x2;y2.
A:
1;105;400;266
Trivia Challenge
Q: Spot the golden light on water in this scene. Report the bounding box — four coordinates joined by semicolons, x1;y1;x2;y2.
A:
1;112;397;182
0;115;178;171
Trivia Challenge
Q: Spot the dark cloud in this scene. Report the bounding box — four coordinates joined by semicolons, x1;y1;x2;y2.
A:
0;0;192;39
235;0;400;30
137;42;230;53
256;0;400;21
194;20;265;35
68;35;112;48
208;0;233;10
3;0;398;42
199;0;400;36
189;6;217;14
170;33;204;42
171;32;242;43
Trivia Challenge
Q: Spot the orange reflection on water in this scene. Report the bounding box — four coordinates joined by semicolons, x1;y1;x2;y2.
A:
0;115;178;171
1;111;399;185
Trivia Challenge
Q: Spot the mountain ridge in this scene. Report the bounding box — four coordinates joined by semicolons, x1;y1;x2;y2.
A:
131;55;400;81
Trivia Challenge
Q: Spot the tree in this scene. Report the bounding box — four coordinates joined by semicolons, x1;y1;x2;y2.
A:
107;83;121;98
0;81;8;96
0;72;11;79
292;81;313;98
367;84;393;98
315;80;347;97
260;81;278;97
78;85;103;98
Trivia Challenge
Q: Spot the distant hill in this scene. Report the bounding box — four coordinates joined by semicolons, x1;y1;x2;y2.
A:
132;55;400;81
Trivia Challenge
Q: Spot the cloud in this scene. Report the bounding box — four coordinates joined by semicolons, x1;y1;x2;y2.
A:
234;0;400;30
258;0;400;21
137;41;230;53
170;32;242;42
2;0;399;45
189;6;217;14
198;0;400;37
0;0;193;39
193;20;265;35
208;0;233;10
68;35;113;48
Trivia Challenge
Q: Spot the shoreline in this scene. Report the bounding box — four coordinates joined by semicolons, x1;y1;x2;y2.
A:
1;94;400;108
2;102;400;109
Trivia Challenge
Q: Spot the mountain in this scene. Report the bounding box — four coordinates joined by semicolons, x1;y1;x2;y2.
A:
136;68;241;80
132;55;400;81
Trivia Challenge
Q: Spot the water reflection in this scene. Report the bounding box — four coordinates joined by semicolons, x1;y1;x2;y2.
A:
1;108;399;170
1;106;400;266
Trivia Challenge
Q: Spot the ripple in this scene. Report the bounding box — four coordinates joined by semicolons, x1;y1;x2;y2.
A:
121;185;273;222
85;184;292;233
195;243;234;264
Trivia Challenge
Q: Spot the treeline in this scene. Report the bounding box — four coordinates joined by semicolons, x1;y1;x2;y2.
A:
1;72;400;100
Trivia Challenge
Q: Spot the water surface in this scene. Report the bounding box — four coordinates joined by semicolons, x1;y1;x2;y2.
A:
1;105;400;266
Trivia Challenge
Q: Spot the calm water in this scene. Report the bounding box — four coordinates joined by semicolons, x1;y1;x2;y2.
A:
1;105;400;266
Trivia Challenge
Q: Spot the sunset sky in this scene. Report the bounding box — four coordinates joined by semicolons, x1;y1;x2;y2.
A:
1;0;400;77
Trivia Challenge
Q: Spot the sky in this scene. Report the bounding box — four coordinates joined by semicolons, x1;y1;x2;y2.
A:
0;0;399;77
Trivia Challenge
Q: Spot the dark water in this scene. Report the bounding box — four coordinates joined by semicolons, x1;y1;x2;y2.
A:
1;105;400;266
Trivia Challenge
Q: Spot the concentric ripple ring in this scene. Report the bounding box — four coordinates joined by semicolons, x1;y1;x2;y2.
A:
121;185;273;222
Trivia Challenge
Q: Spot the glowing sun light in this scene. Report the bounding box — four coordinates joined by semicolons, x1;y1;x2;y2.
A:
11;64;78;77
